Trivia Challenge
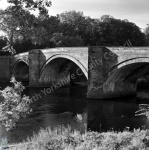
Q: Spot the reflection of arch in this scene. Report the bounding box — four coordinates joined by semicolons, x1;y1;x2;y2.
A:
13;60;29;81
40;54;88;79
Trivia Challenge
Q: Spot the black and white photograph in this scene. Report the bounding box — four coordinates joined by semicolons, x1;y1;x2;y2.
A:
0;0;149;149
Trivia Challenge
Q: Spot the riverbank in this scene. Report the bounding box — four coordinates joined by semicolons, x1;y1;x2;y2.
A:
2;126;149;150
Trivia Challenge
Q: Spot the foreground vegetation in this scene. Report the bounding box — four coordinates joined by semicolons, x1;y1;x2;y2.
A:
1;79;149;149
2;126;149;150
0;78;32;130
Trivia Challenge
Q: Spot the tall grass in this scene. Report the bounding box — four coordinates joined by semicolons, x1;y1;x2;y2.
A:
5;126;149;150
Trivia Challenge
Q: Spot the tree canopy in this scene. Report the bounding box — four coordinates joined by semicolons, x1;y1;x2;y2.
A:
0;0;51;54
0;36;7;49
145;24;149;45
0;6;147;54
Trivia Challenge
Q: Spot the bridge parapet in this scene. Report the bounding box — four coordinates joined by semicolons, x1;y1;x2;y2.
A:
102;47;149;98
29;47;88;86
1;46;149;99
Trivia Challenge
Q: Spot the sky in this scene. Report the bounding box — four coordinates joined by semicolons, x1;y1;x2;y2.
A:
0;0;149;30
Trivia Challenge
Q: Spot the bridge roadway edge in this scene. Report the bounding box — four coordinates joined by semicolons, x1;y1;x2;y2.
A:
1;47;149;99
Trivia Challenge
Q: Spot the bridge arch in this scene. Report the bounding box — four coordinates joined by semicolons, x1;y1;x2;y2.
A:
40;54;88;79
106;57;149;77
39;54;88;86
12;60;29;81
104;58;149;98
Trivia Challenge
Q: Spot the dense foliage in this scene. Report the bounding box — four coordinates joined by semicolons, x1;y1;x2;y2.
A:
145;24;149;45
0;36;7;49
6;126;149;150
0;77;32;130
0;0;148;55
0;0;51;54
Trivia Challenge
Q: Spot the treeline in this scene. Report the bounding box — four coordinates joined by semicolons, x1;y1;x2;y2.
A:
0;3;149;55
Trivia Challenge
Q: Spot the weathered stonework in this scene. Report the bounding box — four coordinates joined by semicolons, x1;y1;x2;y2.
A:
1;46;149;99
87;47;104;99
0;56;10;81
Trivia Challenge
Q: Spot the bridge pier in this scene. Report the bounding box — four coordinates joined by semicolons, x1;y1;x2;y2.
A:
0;56;10;81
103;81;137;99
1;46;149;99
87;47;118;99
29;50;40;86
29;50;46;87
87;47;104;99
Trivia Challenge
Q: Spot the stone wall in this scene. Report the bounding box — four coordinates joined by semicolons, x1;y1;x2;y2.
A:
29;48;88;87
87;47;104;99
1;47;149;99
0;56;10;81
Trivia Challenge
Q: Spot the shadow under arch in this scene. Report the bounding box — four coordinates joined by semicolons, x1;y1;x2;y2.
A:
39;54;88;86
40;54;88;79
103;62;149;98
12;60;29;81
106;57;149;77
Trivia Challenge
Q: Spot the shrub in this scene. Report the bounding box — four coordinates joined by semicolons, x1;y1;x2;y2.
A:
0;77;32;130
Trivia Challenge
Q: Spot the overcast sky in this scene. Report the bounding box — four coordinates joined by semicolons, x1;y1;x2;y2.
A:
0;0;149;29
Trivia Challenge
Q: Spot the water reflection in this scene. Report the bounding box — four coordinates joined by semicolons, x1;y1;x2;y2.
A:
0;83;149;144
87;98;149;132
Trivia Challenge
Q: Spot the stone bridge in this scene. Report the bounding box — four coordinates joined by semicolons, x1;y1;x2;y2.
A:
0;46;149;99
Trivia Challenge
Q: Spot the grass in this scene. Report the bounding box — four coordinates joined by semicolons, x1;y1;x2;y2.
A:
2;126;149;150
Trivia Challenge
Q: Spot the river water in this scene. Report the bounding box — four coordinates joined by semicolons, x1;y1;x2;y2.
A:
1;83;149;144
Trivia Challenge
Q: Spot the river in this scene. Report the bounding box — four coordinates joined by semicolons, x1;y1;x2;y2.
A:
0;83;149;144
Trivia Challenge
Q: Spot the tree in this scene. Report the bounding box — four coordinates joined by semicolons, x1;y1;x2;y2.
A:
7;0;51;16
0;36;11;55
92;15;146;46
50;32;83;47
0;0;51;53
0;36;7;50
145;24;149;45
57;12;146;47
35;15;61;48
1;6;146;53
145;24;149;35
58;10;92;46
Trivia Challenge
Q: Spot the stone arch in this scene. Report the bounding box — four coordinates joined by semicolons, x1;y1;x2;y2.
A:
104;61;149;98
40;54;88;79
39;54;88;86
106;57;149;77
13;60;29;81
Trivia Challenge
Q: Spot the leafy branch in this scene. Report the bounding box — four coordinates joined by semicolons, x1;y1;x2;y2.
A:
0;77;32;130
135;104;149;118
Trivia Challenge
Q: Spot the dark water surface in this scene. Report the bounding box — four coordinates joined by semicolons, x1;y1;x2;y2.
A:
1;83;149;144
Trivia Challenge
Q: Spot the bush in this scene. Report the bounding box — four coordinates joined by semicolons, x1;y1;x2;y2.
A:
7;126;149;150
0;77;32;130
